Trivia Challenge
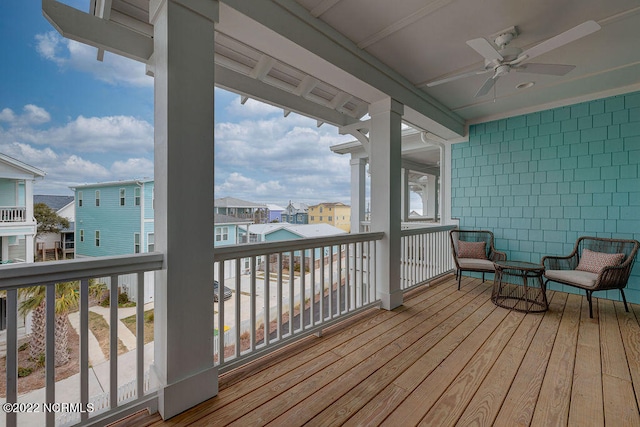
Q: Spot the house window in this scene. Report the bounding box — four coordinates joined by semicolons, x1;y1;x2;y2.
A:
120;188;126;206
95;190;100;207
95;230;100;247
319;207;323;213
215;226;229;242
79;229;84;242
78;191;83;207
147;233;155;252
328;216;332;221
135;187;141;206
319;216;323;221
134;233;140;253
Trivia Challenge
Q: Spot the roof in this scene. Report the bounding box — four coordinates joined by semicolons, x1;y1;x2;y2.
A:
215;197;267;209
34;195;74;212
71;178;153;190
287;223;347;238
309;202;349;208
267;204;285;211
214;214;253;225
0;153;46;178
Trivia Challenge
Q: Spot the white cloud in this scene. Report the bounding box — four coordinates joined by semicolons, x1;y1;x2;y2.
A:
0;105;51;126
111;158;154;179
0;106;153;154
35;31;151;87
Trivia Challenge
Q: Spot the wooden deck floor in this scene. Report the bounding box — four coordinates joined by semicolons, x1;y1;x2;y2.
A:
118;274;640;426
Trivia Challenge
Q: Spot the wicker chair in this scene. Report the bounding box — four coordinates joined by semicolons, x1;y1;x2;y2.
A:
542;236;640;318
450;230;507;290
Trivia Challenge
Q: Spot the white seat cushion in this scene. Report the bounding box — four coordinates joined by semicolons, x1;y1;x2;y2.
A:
544;269;598;289
458;258;495;271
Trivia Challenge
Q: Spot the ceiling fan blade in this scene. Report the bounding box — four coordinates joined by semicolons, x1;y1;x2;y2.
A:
426;69;490;87
515;63;576;76
466;38;503;61
518;20;601;61
475;76;497;98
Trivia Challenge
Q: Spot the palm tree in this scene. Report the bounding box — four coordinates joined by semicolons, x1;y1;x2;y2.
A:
19;281;79;366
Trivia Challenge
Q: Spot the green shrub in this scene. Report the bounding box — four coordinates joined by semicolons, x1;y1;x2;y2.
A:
17;366;33;377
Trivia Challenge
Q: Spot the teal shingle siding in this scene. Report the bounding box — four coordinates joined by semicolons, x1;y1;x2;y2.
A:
452;91;640;303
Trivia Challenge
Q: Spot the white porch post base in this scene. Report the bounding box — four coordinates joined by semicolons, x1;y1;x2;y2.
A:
379;289;403;311
153;365;218;419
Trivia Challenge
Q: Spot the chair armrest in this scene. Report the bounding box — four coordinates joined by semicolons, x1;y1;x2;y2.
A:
595;264;632;290
490;250;507;262
542;254;577;270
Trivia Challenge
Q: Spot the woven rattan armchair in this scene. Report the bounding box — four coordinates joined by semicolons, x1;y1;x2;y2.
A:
542;236;640;318
450;230;507;290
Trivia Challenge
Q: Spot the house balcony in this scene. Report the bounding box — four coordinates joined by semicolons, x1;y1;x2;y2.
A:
121;273;640;426
0;207;27;224
0;224;455;426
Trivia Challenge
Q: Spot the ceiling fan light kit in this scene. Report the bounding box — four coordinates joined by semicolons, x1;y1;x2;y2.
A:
427;20;601;98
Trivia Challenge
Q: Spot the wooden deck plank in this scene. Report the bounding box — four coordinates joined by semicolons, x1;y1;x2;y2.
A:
602;374;640;426
247;279;488;426
108;275;640;427
418;309;527;426
531;292;582;426
455;305;543;426
381;298;509;426
290;279;493;426
599;298;632;381
568;290;604;427
493;291;567;426
614;300;640;411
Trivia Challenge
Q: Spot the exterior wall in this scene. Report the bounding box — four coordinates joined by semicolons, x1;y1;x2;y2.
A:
215;224;238;246
334;205;351;232
75;182;151;257
451;91;640;303
0;179;17;206
264;228;300;242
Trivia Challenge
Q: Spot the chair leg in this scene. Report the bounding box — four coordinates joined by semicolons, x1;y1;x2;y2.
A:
482;272;485;283
457;272;461;290
620;289;629;312
586;290;593;318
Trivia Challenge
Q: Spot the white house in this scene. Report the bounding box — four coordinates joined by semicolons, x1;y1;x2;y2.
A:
0;153;45;265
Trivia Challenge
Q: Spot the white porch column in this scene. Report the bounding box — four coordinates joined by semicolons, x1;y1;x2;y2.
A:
401;168;409;221
369;98;403;310
424;174;437;219
150;0;218;419
25;179;34;221
350;157;366;233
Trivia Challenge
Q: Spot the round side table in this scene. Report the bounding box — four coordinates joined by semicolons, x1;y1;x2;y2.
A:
492;261;548;313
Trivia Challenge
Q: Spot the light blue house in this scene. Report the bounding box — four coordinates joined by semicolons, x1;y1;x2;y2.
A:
73;179;155;302
73;179;155;258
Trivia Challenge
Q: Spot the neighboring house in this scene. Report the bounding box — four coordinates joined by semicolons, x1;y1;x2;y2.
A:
34;194;75;260
215;214;252;246
308;202;351;233
266;204;285;222
0;153;45;265
280;201;309;225
214;196;268;223
73;179;155;303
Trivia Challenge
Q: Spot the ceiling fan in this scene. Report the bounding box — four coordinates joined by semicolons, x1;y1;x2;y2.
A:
426;20;601;97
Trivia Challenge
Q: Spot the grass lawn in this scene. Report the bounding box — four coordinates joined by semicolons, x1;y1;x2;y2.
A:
89;311;128;358
121;310;155;345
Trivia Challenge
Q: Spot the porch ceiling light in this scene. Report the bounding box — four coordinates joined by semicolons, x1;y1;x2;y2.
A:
516;81;535;90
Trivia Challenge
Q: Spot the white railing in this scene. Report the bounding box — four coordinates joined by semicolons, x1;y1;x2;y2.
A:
0;253;163;427
213;232;384;372
0;207;26;223
400;225;456;290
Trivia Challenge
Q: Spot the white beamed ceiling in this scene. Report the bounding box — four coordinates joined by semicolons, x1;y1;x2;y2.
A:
94;0;640;136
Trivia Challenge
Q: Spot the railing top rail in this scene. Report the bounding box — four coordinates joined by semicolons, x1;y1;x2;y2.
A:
401;224;457;237
214;231;384;261
0;252;164;289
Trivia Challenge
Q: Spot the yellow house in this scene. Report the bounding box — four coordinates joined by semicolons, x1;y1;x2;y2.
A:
308;202;351;233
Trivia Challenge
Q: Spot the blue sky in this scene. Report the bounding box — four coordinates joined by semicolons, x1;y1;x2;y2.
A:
0;1;354;207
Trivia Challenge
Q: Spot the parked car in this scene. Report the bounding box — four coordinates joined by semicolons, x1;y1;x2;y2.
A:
213;280;233;302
